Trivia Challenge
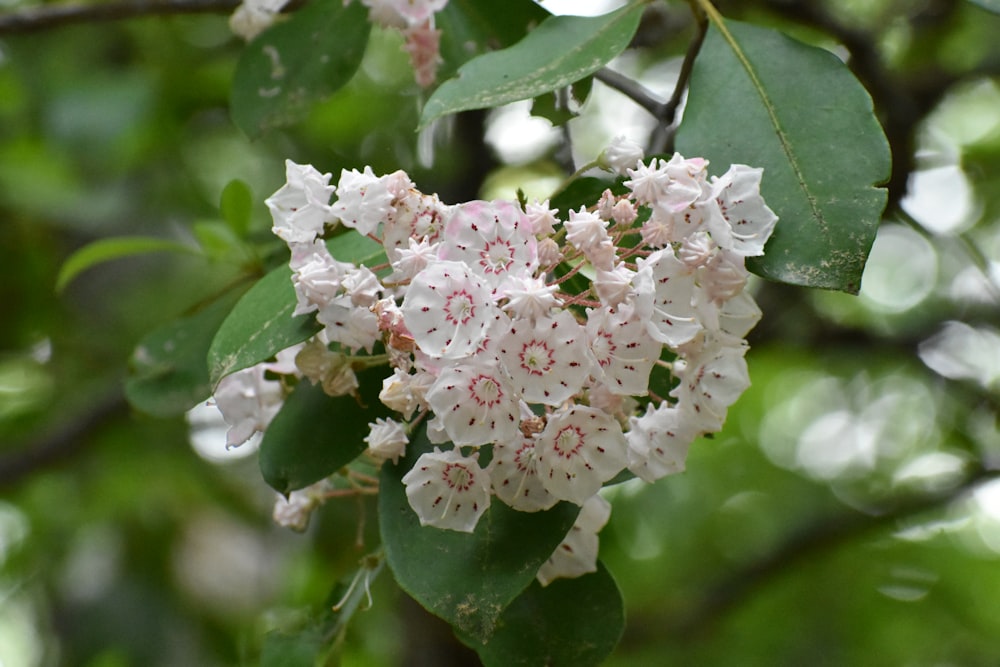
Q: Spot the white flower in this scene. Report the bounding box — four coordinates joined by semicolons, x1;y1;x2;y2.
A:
266;160;337;244
379;368;421;419
626;403;699;482
500;275;562;323
425;359;520;447
635;247;703;347
536;494;611;586
524;199;560;236
438;199;537;292
710;164;778;257
600;135;645;176
213;365;285;448
586;302;661;396
564;207;610;254
534;405;628;505
672;341;751;432
401;260;498;359
229;0;290;40
272;481;329;531
490;436;558;512
497;310;592;406
331;166;395;236
402;448;491;533
365;418;409;464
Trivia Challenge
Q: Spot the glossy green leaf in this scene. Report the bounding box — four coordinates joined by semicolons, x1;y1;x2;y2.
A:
230;0;370;138
207;264;320;387
462;562;625;667
676;18;890;293
420;3;646;130
260;367;391;494
125;287;246;417
260;627;326;667
220;178;253;237
192;221;247;263
56;236;196;292
206;233;383;386
379;429;580;643
436;0;550;80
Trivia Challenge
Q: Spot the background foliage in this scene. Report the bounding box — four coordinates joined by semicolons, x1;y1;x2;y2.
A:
1;0;1000;665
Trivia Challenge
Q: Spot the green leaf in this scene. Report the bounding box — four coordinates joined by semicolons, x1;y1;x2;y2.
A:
462;562;625;667
206;264;320;387
192;221;246;263
220;178;253;237
675;17;890;293
56;236;196;292
531;77;593;126
260;627;327;667
420;3;646;130
206;233;385;386
230;0;370;139
436;0;551;80
966;0;1000;14
379;429;580;643
125;287;247;417
259;367;391;494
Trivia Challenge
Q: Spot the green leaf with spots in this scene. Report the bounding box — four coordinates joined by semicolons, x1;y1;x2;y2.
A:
420;3;646;130
461;563;625;667
379;428;580;643
230;0;370;138
676;17;890;293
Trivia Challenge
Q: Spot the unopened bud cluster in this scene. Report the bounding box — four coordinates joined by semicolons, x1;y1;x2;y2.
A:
214;138;778;583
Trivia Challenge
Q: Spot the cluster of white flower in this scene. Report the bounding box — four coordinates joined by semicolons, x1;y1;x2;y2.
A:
230;0;447;87
216;137;777;582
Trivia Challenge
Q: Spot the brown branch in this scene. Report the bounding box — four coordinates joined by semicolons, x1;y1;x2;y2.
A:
663;465;999;640
0;0;244;34
0;390;129;489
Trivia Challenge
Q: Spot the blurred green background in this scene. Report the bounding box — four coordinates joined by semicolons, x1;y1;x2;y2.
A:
2;0;1000;665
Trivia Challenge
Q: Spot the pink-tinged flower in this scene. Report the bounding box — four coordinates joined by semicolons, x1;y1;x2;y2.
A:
534;405;628;505
266;160;336;244
601;135;645;176
635;248;703;347
672;342;751;432
699;249;749;304
439;200;537;292
402;447;491;533
382;191;449;262
390;237;441;281
592;263;637;309
500;274;561;323
710;164;778;257
624;159;671;205
498;310;592;406
290;247;354;315
537;237;563;266
213;364;286;448
365;417;408;464
536;494;611;586
401;260;499;359
331;166;394;236
524;199;560;236
626;403;699;482
379;367;421;419
272;480;329;532
586;302;661;396
564;207;610;254
425;359;520;446
490;436;558;512
317;296;380;353
610;198;638;226
403;22;443;88
677;230;716;269
640;206;675;248
341;265;383;308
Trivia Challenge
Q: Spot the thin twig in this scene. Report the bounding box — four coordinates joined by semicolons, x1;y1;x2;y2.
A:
594;67;668;121
0;0;244;34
